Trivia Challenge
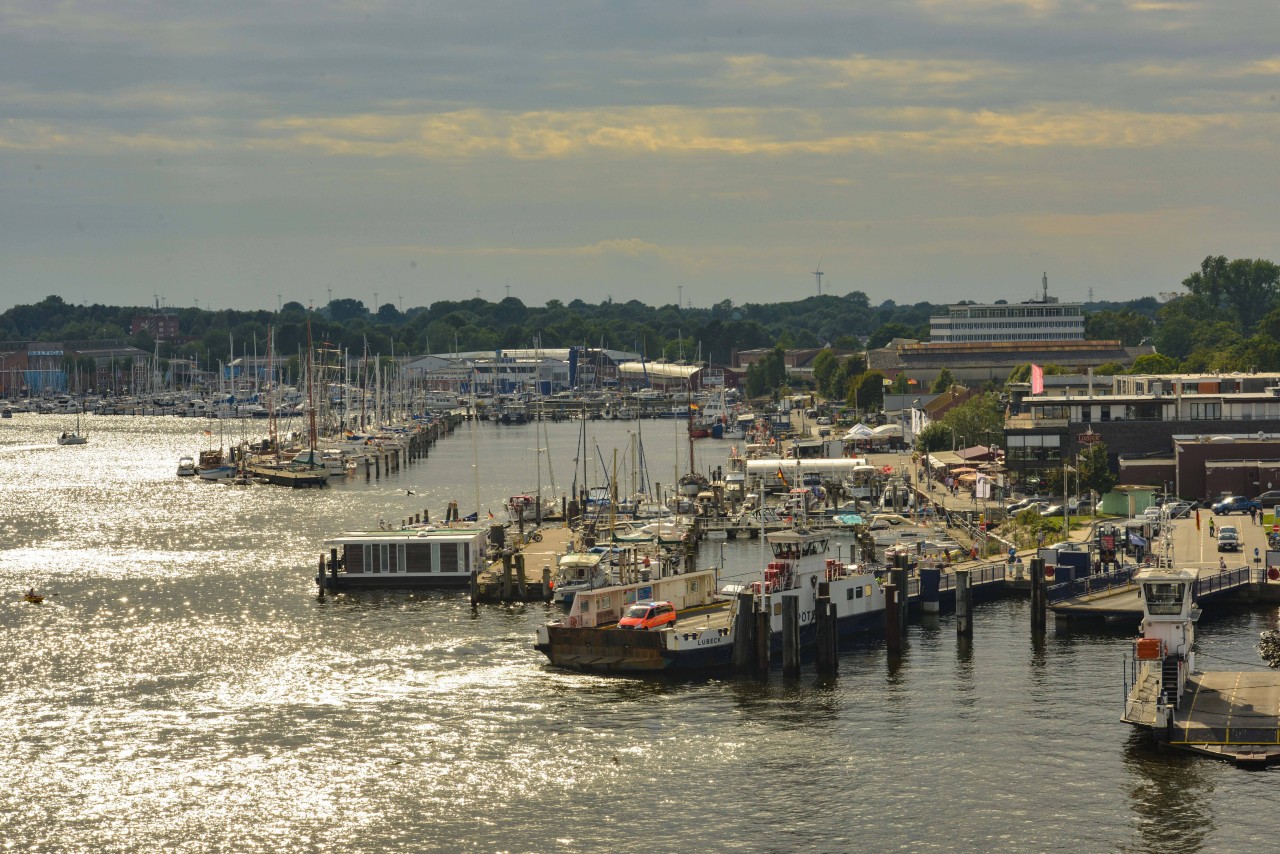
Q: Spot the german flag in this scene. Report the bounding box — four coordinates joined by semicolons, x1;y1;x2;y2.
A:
777;466;789;488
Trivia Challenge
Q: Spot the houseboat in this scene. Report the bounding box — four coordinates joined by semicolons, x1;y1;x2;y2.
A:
318;525;490;593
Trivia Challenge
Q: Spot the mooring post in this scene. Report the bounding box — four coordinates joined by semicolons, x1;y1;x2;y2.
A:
893;554;909;629
469;569;479;608
515;553;527;600
919;566;941;614
501;553;513;603
317;555;327;598
885;583;901;656
815;586;836;676
541;564;552;602
731;592;756;672
755;607;771;675
1030;556;1046;633
956;568;973;637
782;595;800;677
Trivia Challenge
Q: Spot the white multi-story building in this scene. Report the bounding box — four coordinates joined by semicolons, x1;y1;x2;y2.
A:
930;274;1085;344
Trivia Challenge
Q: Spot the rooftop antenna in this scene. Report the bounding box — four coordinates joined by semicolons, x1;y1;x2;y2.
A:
154;293;160;310
327;287;333;305
678;284;683;308
1042;272;1048;302
505;281;511;300
813;259;824;296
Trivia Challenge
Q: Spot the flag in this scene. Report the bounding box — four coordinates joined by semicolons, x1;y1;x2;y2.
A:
1195;510;1201;531
777;466;790;488
487;509;494;519
1030;363;1044;394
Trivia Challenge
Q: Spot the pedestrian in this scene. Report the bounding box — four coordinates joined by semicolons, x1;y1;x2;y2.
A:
1209;518;1215;538
1220;556;1227;571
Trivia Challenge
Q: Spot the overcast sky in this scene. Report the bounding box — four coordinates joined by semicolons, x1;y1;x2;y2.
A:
2;1;1277;314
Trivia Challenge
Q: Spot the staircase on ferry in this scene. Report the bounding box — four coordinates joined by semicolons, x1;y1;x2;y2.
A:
1161;655;1181;708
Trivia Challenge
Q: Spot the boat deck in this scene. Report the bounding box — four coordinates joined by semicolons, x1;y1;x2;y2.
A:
1129;669;1280;765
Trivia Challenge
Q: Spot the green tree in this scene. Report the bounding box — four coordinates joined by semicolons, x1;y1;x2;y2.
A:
1130;353;1180;374
1077;441;1117;498
847;370;885;413
811;349;838;399
931;368;955;394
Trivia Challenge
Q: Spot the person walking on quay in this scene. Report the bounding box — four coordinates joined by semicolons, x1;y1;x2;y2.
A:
1209;518;1215;538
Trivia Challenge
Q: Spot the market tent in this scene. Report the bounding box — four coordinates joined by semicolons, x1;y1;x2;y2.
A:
844;423;875;439
871;424;903;437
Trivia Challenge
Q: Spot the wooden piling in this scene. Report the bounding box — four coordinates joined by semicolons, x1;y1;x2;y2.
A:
501;553;513;602
782;595;800;677
469;569;478;608
755;609;771;674
919;566;941;614
884;583;901;656
541;564;552;602
955;568;973;637
515;553;527;600
731;592;756;672
1030;557;1046;633
892;555;909;630
815;588;836;676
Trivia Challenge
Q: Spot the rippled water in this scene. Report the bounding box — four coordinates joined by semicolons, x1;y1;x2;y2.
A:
2;413;1278;852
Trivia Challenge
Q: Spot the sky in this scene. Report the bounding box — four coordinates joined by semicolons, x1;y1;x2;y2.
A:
2;1;1278;314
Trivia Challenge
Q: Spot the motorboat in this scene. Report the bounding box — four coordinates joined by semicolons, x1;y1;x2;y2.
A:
177;456;197;477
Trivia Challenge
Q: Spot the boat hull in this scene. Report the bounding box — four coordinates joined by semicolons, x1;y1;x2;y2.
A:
317;571;472;592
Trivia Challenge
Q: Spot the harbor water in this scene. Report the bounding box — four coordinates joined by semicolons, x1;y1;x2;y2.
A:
2;414;1278;852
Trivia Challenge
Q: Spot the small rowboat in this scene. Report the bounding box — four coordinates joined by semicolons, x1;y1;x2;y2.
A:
24;593;44;604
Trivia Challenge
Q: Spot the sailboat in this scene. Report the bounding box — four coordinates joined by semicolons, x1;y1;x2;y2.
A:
57;412;88;445
242;322;329;488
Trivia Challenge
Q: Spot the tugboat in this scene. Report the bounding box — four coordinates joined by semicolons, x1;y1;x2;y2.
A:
1122;566;1280;765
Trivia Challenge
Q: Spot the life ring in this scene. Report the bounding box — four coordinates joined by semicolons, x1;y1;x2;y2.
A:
1045;566;1056;580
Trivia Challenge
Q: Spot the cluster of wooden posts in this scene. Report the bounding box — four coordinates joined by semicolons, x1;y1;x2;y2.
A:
728;553;1052;678
359;414;460;480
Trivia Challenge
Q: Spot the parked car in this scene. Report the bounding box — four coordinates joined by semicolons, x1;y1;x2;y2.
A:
618;600;677;631
1007;496;1048;514
1211;495;1261;516
1217;525;1241;552
1166;501;1193;519
1257;490;1280;509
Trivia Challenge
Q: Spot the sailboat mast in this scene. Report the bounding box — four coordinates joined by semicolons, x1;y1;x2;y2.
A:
306;318;317;460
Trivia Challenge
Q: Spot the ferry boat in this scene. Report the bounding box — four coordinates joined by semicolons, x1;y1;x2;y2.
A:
1122;566;1280;765
318;524;490;592
535;527;887;673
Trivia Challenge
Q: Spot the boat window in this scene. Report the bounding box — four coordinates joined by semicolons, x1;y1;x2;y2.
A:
1144;582;1185;615
362;544;372;573
396;544;406;573
854;586;863;599
439;542;459;573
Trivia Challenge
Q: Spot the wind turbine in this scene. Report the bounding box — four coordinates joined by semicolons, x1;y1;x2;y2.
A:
813;259;824;296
